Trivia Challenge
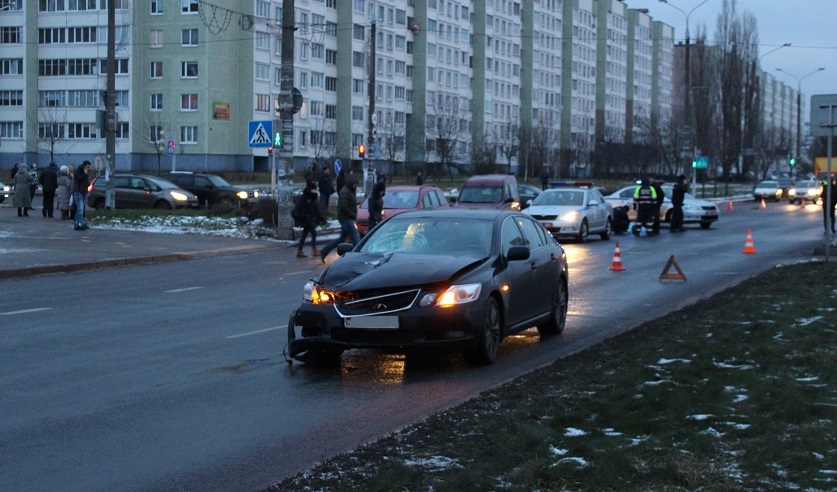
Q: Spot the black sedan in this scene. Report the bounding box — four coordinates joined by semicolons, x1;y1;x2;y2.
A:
287;209;569;366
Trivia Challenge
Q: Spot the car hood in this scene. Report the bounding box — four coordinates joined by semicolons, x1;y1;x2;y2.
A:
526;204;582;216
322;252;484;290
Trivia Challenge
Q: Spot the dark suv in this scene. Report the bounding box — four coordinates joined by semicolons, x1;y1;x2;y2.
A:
161;172;257;209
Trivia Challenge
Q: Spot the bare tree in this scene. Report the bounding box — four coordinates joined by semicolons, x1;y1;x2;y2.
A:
379;122;406;177
471;131;500;175
425;92;469;178
495;118;519;175
141;111;176;175
528;118;560;180
755;125;792;180
33;107;68;163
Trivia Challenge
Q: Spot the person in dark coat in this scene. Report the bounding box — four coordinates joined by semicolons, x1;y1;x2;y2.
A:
39;163;59;218
13;164;34;216
415;171;424;185
650;178;665;235
823;175;837;234
10;163;18;181
320;174;360;262
367;170;386;230
73;161;91;230
335;168;346;193
317;166;335;213
296;177;327;258
540;169;549;190
56;165;73;220
670;175;688;232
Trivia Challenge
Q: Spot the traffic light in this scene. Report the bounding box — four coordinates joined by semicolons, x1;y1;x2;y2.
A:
358;143;365;158
267;146;273;155
789;157;796;167
691;159;697;168
274;132;281;147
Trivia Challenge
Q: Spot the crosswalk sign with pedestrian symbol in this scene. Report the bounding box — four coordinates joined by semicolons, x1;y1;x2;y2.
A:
248;120;273;148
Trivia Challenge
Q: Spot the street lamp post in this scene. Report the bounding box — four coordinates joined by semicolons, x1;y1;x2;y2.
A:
776;67;826;170
658;0;709;133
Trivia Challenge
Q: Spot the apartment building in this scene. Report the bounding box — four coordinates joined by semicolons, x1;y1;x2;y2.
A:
0;0;683;178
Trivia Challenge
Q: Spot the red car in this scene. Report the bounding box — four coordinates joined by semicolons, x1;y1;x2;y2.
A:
356;185;450;235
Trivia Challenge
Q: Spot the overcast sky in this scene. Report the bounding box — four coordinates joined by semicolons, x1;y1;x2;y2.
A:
624;0;836;115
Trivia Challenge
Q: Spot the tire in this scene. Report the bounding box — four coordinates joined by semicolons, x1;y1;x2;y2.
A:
92;198;106;210
463;296;502;366
576;219;589;243
600;218;612;240
154;200;172;210
700;222;712;229
537;279;568;336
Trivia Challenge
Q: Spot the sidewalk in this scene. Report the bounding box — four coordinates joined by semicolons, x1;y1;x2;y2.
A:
0;200;287;280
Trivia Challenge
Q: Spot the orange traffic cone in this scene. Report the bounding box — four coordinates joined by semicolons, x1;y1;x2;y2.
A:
759;198;766;210
727;201;734;212
608;242;626;271
742;229;756;254
800;197;806;208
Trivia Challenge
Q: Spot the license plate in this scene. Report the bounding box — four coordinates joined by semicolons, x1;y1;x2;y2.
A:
543;222;553;228
344;315;399;329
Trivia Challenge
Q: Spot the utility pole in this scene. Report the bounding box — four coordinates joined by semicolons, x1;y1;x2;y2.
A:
105;0;116;208
274;0;296;239
368;22;376;169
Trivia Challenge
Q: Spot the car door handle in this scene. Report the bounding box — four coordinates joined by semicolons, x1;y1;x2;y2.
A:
530;261;538;270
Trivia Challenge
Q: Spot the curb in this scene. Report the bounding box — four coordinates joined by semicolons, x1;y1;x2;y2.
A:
0;254;191;280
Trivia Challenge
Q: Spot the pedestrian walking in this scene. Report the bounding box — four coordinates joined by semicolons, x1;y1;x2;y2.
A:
13;164;34;217
318;166;335;213
56;165;73;220
320;174;360;262
632;177;657;236
540;169;549;190
73;160;91;230
670;175;688;232
295;177;327;258
650;178;665;235
10;163;18;181
39;162;59;217
823;175;837;234
336;168;347;193
367;170;386;230
415;171;424;185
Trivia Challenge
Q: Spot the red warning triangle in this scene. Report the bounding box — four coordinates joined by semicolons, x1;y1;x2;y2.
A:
659;254;687;282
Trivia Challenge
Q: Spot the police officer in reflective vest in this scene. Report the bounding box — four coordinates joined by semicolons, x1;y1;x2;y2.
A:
633;177;657;235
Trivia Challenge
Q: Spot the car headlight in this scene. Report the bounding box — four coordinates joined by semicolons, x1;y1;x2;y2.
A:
236;191;249;200
559;211;579;222
170;191;189;201
304;280;336;304
808;189;820;197
683;204;701;212
788;189;797;197
420;283;482;308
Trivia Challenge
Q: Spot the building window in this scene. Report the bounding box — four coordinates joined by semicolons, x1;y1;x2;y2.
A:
1;27;21;44
325;76;337;92
181;0;198;13
0;90;23;106
353;24;365;41
352;78;364;95
0;121;24;139
150;61;163;79
351;105;364;121
151;0;163;14
325;104;336;119
67;90;99;107
181;61;198;78
256;93;270;112
100;58;129;75
68;123;97;140
114;122;129;139
180;126;198;143
326;49;337;65
352;51;364;69
181;93;198;111
255;31;269;50
39;90;65;107
181;28;198;46
150;30;163;48
150;93;163;111
254;62;269;81
150;125;164;143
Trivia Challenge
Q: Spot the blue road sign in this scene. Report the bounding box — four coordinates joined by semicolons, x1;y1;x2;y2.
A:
334;159;342;175
248;120;273;148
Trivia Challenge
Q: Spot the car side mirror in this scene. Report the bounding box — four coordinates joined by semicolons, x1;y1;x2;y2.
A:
336;243;354;256
504;196;515;203
506;246;530;261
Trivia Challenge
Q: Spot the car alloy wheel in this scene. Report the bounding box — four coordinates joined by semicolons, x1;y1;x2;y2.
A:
463;296;501;366
576;220;589;243
537;279;567;336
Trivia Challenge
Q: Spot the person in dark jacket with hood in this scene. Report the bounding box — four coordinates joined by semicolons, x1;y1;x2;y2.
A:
367;170;386;230
650;178;665;234
320;174;360;262
670;175;688;232
39;163;59;217
73;160;91;230
13;164;34;216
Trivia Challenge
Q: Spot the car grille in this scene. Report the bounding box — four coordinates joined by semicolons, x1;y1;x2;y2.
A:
529;214;558;220
334;289;421;317
701;206;717;211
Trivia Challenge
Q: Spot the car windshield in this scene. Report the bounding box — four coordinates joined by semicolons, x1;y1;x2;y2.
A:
146;176;178;190
758;181;778;188
533;190;584;206
207;175;231;187
796;181;817;188
459;186;502;204
360;216;493;257
360;190;420;210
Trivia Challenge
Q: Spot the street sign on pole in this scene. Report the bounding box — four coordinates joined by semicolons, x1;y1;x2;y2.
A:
248;120;273;148
167;140;176;156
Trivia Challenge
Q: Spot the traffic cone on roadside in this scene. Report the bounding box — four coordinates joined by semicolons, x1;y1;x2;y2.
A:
759;198;766;210
742;229;756;254
727;201;734;212
608;242;626;271
800;198;806;208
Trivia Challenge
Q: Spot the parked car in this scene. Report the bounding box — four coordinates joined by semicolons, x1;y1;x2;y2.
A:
604;184;720;229
525;187;613;242
356;185;449;236
88;174;199;210
287;208;569;366
161;172;258;209
0;181;9;203
752;180;784;201
454;174;521;210
788;180;822;204
517;183;542;209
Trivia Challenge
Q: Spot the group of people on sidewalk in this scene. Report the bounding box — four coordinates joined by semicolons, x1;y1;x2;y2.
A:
10;160;92;230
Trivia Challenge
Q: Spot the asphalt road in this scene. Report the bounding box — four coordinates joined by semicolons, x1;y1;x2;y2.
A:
0;200;828;491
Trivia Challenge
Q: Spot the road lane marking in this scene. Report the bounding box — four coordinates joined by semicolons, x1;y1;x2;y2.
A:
164;286;204;293
1;307;53;316
225;325;286;339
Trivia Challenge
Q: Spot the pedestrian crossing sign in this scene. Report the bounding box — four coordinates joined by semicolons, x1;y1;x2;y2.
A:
248;120;273;148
